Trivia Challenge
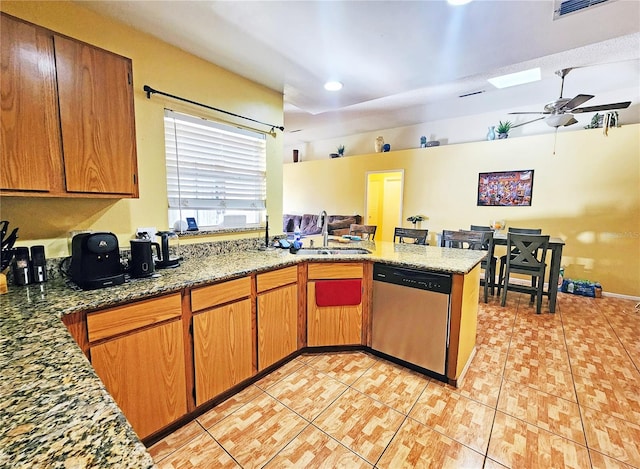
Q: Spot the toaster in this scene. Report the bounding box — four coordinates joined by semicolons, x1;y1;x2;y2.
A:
71;232;125;290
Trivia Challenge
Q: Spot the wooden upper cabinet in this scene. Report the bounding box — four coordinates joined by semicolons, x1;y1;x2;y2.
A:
54;35;138;195
0;14;63;192
0;13;138;198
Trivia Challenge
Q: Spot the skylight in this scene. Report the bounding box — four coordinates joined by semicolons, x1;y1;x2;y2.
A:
488;68;541;89
324;81;343;91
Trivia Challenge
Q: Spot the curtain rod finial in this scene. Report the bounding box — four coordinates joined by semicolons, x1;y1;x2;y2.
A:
143;85;154;99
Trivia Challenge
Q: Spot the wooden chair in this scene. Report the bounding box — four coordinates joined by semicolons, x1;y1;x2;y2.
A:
393;227;428;245
349;224;377;240
497;227;542;297
441;229;494;303
500;233;550;314
470;225;497;296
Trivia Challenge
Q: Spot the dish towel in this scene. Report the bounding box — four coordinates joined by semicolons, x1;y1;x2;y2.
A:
315;279;362;307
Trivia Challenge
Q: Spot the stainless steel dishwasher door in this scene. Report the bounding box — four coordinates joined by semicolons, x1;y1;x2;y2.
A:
371;280;450;375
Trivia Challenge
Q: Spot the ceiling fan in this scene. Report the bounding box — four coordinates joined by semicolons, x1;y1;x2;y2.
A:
509;68;631;128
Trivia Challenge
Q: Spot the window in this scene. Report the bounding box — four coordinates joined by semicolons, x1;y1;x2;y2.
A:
164;110;267;230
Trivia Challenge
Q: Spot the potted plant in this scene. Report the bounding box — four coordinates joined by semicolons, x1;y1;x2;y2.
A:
337;144;345;157
407;214;427;228
496;120;512;139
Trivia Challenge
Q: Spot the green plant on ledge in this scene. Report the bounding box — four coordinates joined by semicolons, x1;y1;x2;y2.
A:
337;144;345;156
407;214;427;228
496;120;512;138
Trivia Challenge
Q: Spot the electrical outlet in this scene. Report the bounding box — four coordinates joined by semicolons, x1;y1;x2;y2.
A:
136;226;157;241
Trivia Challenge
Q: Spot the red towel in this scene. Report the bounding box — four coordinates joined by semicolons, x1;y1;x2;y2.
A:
315;279;362;307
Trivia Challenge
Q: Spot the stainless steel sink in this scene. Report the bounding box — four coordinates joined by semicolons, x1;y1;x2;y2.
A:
293;248;371;255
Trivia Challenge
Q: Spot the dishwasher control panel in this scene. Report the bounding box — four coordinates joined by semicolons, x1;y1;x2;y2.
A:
373;263;452;294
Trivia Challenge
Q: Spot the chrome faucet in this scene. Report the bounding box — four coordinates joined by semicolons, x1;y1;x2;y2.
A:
318;210;329;247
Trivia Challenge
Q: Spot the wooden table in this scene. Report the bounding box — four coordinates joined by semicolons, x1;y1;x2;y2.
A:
493;233;565;313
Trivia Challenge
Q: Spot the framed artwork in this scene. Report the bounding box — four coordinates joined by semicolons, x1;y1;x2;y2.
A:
477;170;534;206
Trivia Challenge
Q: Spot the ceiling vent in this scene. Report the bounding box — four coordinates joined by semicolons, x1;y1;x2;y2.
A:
553;0;611;19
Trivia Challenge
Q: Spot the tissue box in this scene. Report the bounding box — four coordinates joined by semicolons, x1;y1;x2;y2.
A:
561;279;602;298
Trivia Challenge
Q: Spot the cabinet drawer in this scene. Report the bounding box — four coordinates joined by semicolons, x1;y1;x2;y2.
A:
308;262;364;280
191;276;251;312
257;266;297;293
87;293;182;342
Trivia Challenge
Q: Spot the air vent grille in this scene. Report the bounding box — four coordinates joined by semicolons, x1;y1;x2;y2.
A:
554;0;610;19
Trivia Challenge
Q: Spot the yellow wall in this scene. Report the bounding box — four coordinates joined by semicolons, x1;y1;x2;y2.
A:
0;1;284;257
284;125;640;297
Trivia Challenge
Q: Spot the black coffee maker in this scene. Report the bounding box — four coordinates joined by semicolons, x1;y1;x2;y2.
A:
71;232;125;289
129;239;160;278
155;231;180;269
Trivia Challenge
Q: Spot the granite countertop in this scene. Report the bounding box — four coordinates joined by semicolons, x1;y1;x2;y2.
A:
0;238;484;468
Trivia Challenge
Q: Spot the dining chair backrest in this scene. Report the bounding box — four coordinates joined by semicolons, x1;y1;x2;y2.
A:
349;224;377;240
506;233;549;271
442;229;495;303
470;225;492;231
469;225;493;250
508;227;542;235
441;229;489;250
394;227;428;245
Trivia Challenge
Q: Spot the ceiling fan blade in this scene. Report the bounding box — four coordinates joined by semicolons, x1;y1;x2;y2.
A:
559;94;594;111
511;116;545;128
572;101;632;114
508;111;550;115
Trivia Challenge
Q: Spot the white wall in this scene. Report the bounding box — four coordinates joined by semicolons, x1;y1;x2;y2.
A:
284;86;640;163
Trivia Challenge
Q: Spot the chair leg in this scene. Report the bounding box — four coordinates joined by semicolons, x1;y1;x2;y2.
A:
536;286;543;314
489;259;497;296
500;266;509;307
497;261;505;297
483;270;489;303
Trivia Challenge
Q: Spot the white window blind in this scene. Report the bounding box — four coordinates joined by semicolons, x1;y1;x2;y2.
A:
164;110;266;228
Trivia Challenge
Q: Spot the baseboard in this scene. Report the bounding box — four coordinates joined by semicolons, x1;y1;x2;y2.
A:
493;275;640;301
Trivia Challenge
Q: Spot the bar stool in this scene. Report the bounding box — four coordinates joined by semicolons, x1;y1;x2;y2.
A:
393;227;428;245
497;227;542;297
470;225;498;296
500;233;550;314
441;229;494;303
349;224;377;240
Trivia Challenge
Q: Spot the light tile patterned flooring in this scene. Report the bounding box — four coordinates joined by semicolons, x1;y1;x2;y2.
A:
149;292;640;468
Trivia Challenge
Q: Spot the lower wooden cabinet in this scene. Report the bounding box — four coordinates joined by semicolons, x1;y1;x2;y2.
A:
257;283;298;370
256;266;298;370
307;263;364;346
90;318;187;439
192;298;253;406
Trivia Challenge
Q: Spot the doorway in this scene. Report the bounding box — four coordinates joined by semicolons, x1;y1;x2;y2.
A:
365;170;404;242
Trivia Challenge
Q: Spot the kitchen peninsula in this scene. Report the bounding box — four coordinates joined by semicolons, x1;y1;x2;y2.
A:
0;238;484;467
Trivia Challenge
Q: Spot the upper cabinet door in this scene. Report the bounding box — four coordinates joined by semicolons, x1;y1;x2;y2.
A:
0;15;62;192
54;35;138;195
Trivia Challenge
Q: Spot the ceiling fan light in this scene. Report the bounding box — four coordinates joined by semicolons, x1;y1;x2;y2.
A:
545;114;575;127
488;68;541;89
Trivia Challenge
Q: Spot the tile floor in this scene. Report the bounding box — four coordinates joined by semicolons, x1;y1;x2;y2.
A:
149;292;640;468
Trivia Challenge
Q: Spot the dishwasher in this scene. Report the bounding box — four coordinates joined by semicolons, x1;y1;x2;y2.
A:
371;263;452;376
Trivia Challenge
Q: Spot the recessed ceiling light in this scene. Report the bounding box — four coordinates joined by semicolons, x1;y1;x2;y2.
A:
488;68;541;89
324;81;343;91
447;0;472;5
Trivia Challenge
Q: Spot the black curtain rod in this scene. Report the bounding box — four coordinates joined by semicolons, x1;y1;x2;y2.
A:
143;85;284;133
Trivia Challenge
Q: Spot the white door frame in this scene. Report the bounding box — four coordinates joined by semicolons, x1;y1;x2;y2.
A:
365;169;405;240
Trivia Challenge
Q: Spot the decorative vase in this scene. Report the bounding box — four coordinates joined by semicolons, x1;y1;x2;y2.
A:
375;136;384;153
487;126;496;141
